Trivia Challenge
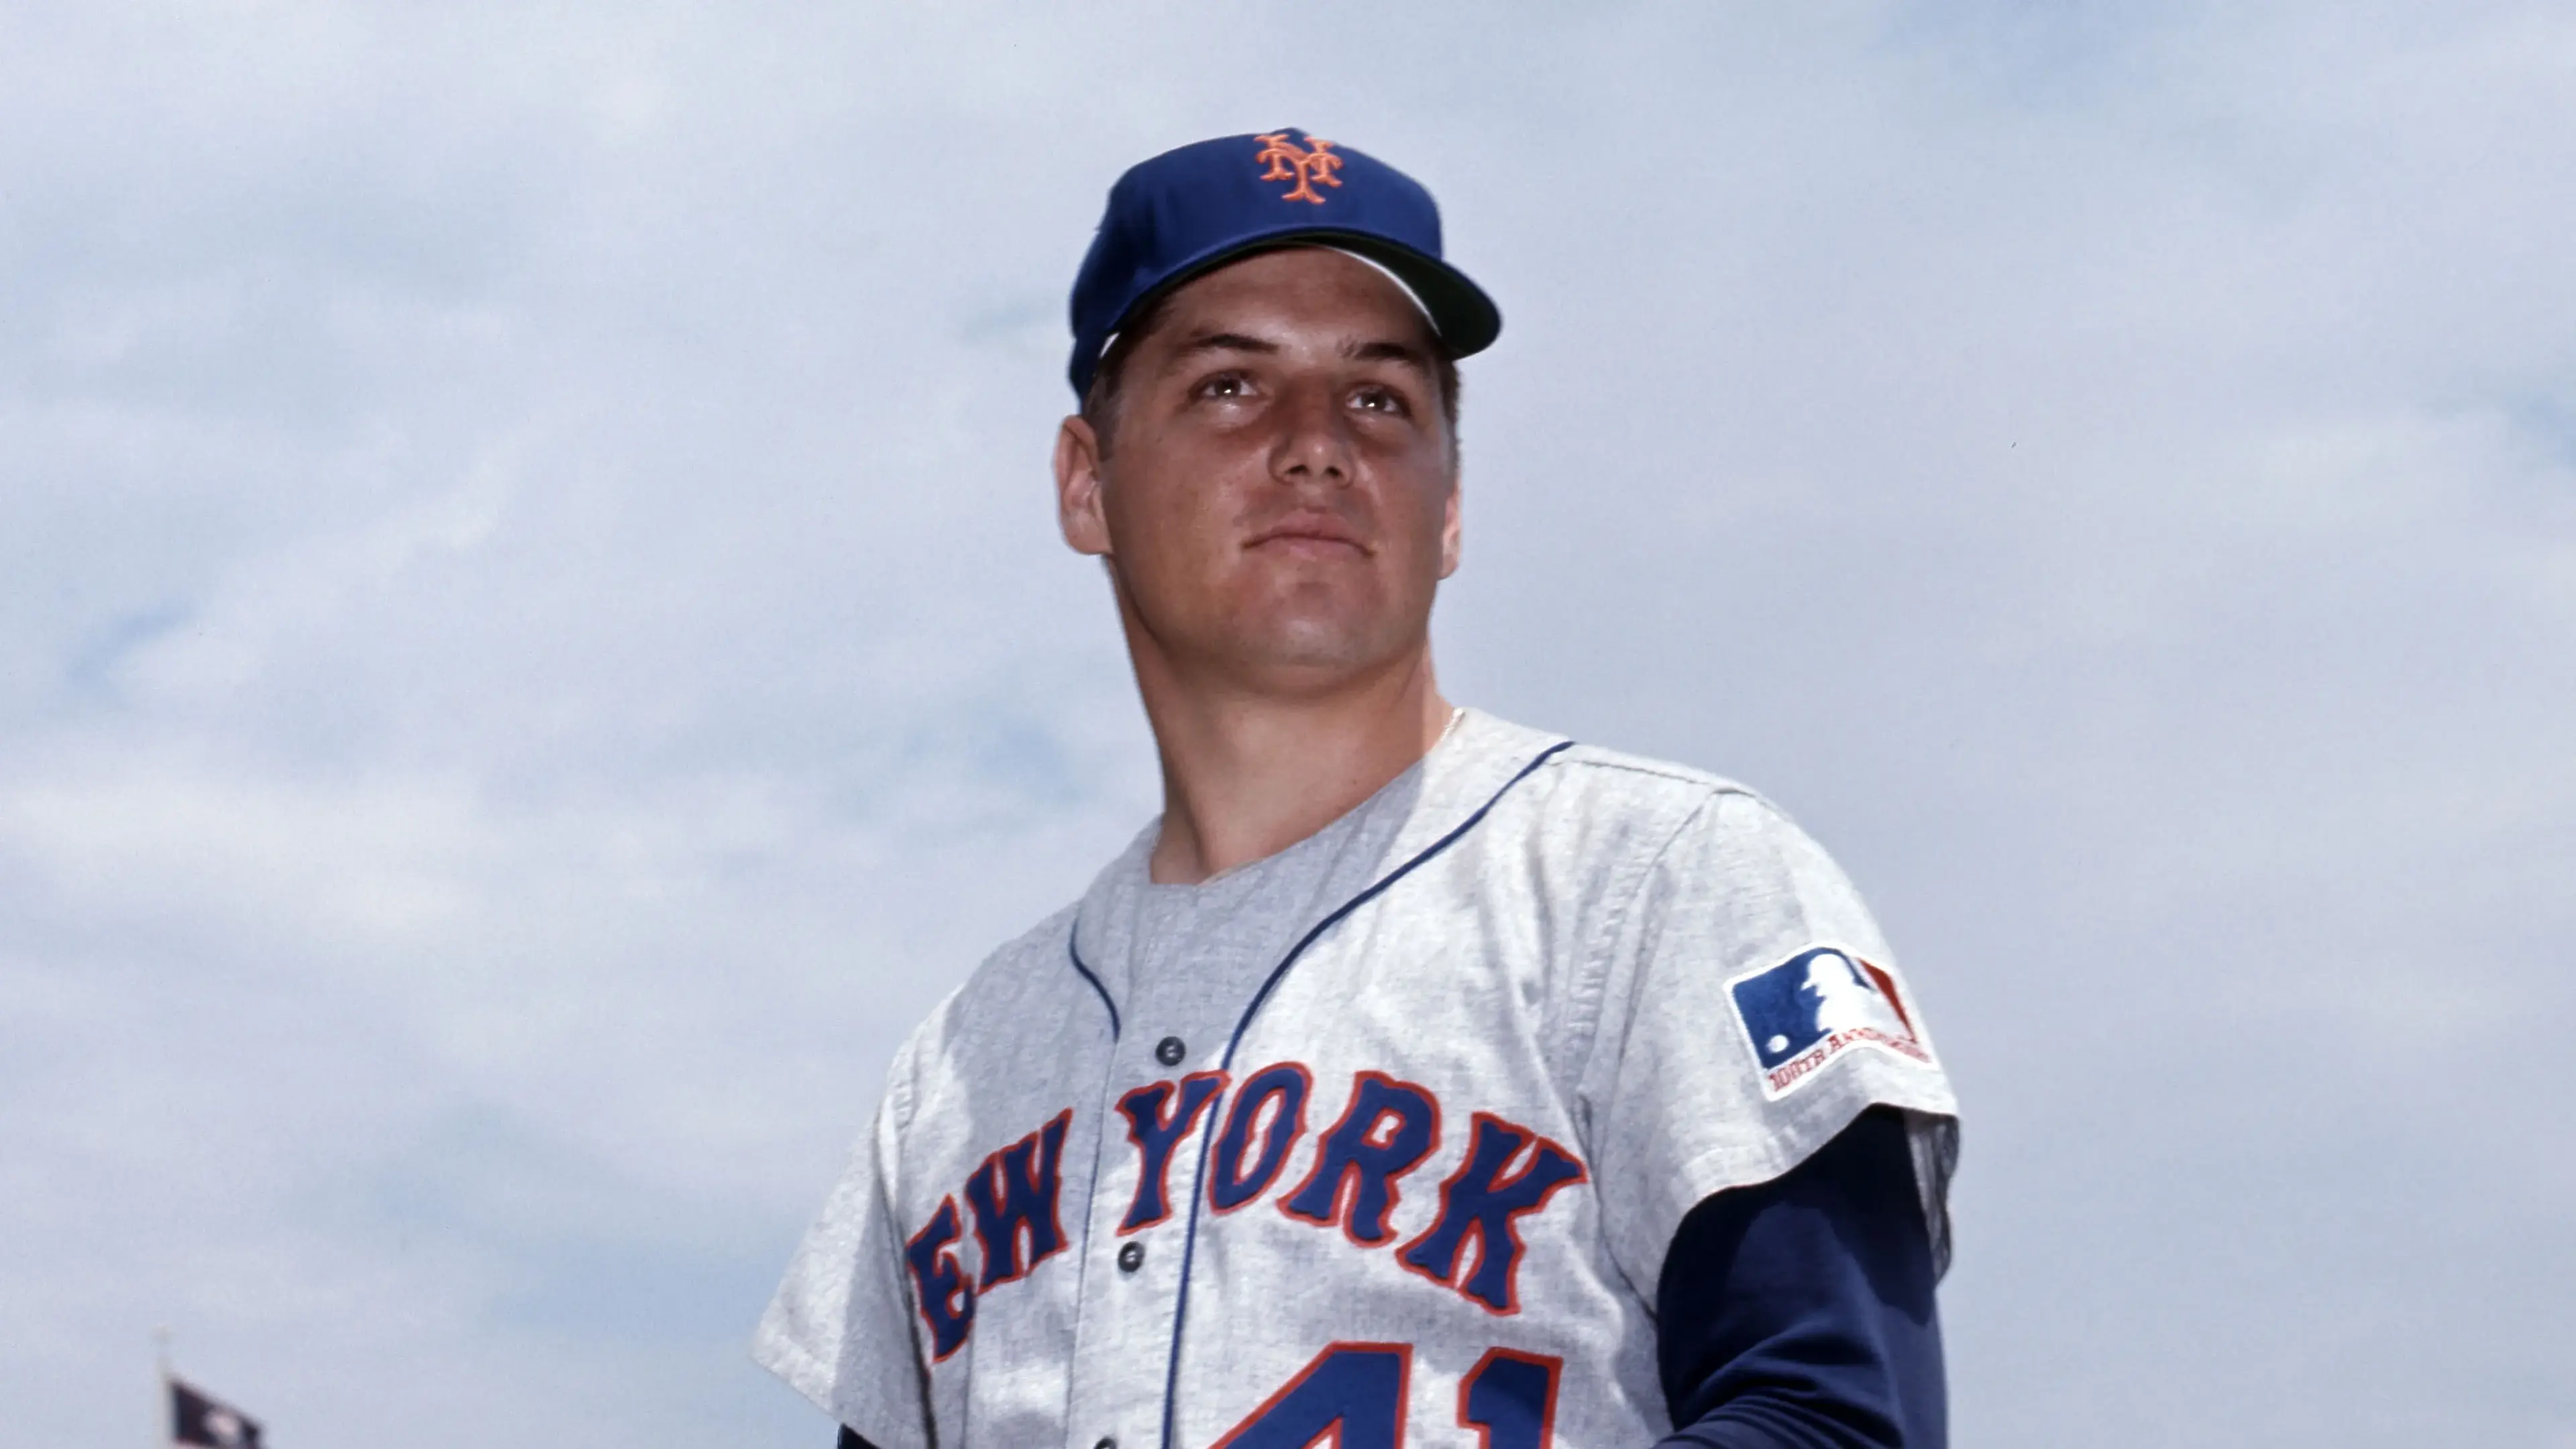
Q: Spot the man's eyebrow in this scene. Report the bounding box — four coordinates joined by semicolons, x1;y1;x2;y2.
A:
1160;331;1434;370
1342;337;1436;372
1167;330;1280;362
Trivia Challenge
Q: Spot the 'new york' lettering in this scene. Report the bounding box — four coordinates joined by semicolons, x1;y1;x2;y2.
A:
964;1109;1073;1288
1281;1071;1441;1245
1398;1112;1588;1313
1118;1072;1227;1232
904;1106;1073;1358
1117;1066;1587;1314
904;1069;1593;1362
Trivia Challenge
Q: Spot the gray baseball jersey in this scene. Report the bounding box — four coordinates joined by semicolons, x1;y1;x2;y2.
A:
757;710;1958;1449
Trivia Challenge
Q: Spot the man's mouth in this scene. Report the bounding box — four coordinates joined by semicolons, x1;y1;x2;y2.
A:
1246;514;1370;555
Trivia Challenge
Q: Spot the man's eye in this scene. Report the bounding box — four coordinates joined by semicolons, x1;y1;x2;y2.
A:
1197;373;1250;399
1353;386;1408;415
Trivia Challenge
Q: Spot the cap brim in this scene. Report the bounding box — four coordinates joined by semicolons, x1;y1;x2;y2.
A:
1117;225;1502;360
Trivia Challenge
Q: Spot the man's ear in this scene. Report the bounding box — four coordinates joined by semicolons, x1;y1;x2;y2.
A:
1438;468;1463;580
1055;415;1112;557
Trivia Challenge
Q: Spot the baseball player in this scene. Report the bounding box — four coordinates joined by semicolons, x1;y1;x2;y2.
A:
757;129;1960;1448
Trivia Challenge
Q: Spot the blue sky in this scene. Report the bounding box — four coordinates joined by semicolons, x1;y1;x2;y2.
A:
3;3;2571;1446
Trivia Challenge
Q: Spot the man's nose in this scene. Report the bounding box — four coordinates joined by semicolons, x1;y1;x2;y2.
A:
1268;379;1354;486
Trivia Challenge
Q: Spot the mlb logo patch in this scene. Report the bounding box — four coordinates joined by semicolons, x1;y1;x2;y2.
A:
1728;946;1935;1100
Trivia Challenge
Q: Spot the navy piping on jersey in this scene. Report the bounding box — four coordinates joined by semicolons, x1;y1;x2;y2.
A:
1065;939;1122;1040
1116;739;1574;1449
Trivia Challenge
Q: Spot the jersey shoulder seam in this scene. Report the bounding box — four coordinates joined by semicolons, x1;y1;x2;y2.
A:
1548;742;1764;799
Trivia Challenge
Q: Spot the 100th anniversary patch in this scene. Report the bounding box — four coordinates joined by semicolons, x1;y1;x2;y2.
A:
1728;945;1936;1101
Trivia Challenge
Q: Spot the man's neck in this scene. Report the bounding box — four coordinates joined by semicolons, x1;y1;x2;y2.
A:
1134;653;1453;885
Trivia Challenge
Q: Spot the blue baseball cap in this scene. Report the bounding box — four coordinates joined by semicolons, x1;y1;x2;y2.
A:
1066;128;1502;396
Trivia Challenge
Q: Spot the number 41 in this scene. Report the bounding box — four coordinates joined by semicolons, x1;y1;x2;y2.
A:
1210;1342;1559;1449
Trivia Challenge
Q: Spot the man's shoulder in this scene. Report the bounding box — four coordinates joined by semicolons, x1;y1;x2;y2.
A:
1548;739;1761;802
1534;741;1849;887
1426;719;1797;907
883;902;1091;1100
941;900;1089;1023
1503;727;1774;842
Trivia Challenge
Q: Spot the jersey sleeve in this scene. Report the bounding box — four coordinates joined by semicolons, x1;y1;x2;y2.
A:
1578;788;1960;1297
753;1064;935;1449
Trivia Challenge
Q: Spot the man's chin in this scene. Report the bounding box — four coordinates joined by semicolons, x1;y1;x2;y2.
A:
1217;613;1423;684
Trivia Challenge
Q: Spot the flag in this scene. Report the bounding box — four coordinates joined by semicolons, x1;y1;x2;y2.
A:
170;1377;263;1449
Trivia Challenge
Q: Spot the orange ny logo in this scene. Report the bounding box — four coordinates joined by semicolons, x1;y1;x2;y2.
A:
1253;132;1344;205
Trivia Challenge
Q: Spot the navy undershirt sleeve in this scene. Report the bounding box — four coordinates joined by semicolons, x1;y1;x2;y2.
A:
1651;1106;1946;1448
834;1109;1941;1449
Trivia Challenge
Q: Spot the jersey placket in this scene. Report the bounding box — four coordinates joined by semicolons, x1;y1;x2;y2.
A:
1045;755;1479;1449
1057;918;1249;1449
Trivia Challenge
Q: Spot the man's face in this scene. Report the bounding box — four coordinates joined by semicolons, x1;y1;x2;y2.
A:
1055;247;1460;693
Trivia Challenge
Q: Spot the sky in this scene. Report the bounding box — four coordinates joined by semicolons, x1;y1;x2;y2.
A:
3;2;2572;1446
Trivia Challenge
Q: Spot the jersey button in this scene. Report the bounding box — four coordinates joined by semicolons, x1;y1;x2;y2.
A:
1117;1241;1144;1273
1155;1035;1186;1067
